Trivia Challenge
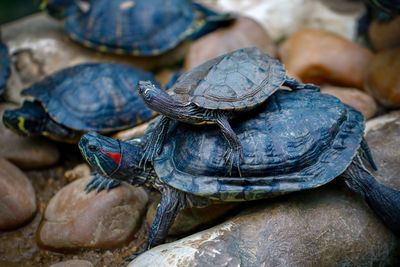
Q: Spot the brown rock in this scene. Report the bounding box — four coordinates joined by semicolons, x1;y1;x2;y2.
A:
321;86;378;119
279;29;373;89
0;103;60;169
50;260;94;267
111;121;151;141
38;177;148;249
364;47;400;108
184;16;277;71
369;16;400;51
146;194;239;236
0;158;36;230
64;164;91;182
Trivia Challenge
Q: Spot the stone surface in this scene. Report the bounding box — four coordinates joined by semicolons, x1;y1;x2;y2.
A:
38;177;148;249
1;13;187;104
321;86;378;119
279;29;373;89
198;0;362;42
146;194;239;236
111;122;151;141
0;158;36;230
131;179;399;266
184;16;276;71
369;16;400;51
64;164;91;182
364;47;400;108
50;260;94;267
0;103;60;169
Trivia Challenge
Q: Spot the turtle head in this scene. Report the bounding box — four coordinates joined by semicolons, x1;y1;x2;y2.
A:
41;0;75;18
79;132;149;185
2;101;47;136
138;80;161;104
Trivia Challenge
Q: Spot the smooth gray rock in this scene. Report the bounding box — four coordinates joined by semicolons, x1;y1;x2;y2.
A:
50;259;94;267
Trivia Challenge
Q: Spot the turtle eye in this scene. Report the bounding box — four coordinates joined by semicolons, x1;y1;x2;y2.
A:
88;145;99;151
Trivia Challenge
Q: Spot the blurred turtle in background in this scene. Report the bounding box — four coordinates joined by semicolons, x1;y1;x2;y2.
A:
0;31;11;97
42;0;235;56
3;62;159;142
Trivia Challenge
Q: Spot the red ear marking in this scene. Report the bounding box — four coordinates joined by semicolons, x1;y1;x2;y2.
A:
100;149;121;164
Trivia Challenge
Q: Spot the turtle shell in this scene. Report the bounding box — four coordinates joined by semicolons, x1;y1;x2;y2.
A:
170;47;286;110
0;33;11;95
64;0;203;55
153;89;364;201
21;62;158;132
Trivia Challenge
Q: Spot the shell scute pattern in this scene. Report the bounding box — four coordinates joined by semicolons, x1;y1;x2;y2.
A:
22;63;157;131
64;0;196;55
153;90;363;199
0;34;11;95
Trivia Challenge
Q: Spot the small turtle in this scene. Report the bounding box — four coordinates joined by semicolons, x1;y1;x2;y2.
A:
43;0;234;56
79;89;400;258
0;31;11;96
3;62;158;142
138;47;319;171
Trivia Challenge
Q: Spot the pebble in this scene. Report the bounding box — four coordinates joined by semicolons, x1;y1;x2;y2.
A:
50;260;94;267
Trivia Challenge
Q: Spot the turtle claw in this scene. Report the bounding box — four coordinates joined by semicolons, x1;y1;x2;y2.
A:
125;248;148;262
85;174;120;193
223;147;243;177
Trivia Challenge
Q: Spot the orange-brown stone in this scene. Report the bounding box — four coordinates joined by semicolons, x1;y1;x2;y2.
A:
279;29;373;89
369;16;400;51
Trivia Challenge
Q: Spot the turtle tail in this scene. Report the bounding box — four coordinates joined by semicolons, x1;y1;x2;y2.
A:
360;137;378;171
342;154;400;236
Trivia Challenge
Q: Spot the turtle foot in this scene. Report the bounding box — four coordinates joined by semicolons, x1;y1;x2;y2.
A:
223;147;243;177
125;248;148;262
85;174;120;193
139;142;162;168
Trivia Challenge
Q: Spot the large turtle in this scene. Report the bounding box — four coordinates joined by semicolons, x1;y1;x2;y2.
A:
2;62;158;142
137;47;320;171
0;31;11;96
42;0;234;56
79;89;400;258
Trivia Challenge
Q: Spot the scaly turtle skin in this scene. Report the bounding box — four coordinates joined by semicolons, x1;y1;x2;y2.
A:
2;62;158;142
138;47;319;172
0;31;11;96
43;0;234;56
79;89;400;258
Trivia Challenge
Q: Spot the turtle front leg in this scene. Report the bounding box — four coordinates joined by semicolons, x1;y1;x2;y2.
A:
215;115;244;176
283;77;320;91
85;172;120;193
342;154;400;236
139;116;171;167
126;186;185;261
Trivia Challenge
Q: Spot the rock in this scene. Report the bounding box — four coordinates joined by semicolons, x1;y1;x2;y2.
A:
279;29;373;89
50;260;94;267
146;194;239;236
369;16;400;51
1;13;188;104
364;47;400;108
0;158;36;230
365;111;400;189
0;103;60;169
64;164;91;182
197;0;362;42
321;86;378;119
183;16;277;71
130;180;399;266
112;122;151;141
38;177;148;249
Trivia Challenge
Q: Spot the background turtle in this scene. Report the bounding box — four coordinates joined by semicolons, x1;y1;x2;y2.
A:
79;89;400;258
2;62;158;142
0;31;11;96
138;47;320;171
43;0;235;56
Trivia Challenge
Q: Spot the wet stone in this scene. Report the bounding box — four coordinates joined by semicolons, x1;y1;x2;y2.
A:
279;29;373;89
184;16;277;71
38;177;148;249
0;158;36;230
321;86;378;119
0;103;60;169
50;259;94;267
364;47;400;108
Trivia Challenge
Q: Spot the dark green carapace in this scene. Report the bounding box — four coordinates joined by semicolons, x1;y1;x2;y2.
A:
44;0;234;56
0;32;11;96
138;47;319;171
3;62;158;142
79;89;400;258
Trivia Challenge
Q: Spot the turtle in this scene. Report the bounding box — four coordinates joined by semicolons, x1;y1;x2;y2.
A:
137;47;320;172
2;62;159;142
79;88;400;259
0;31;11;96
42;0;235;56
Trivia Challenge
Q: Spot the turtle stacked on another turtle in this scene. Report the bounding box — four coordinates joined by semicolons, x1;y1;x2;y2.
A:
79;89;400;258
0;31;11;96
2;62;159;142
137;47;320;172
43;0;235;56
